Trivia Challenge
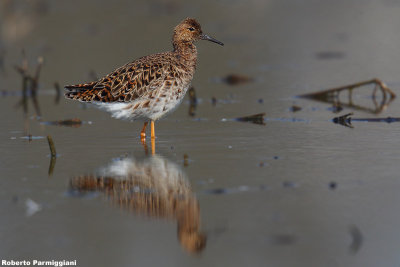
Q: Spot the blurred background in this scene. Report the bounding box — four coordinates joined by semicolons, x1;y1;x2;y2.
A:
2;0;400;266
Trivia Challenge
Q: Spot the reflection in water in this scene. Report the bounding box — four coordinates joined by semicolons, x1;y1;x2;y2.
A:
41;118;83;128
15;51;43;120
13;51;43;135
46;135;57;176
54;82;61;104
333;112;400;128
69;155;206;253
299;78;396;114
188;87;197;117
349;225;363;254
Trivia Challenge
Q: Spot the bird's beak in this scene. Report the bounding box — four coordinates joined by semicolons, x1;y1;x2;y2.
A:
200;34;224;46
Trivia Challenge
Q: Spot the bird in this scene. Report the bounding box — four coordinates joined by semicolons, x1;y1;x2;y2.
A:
65;18;224;140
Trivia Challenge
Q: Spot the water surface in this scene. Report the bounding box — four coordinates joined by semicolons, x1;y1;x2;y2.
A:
2;1;400;267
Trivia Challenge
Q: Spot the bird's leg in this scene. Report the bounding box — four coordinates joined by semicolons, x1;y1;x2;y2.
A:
140;122;148;141
151;120;155;139
151;137;155;155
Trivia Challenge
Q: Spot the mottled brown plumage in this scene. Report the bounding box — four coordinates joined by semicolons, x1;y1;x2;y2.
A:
65;18;223;139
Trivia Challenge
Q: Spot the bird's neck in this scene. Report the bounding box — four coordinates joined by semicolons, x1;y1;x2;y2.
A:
173;41;197;69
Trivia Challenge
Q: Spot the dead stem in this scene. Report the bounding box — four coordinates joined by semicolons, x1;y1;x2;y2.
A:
299;78;396;114
14;51;44;118
235;113;266;125
54;82;61;104
333;112;353;128
47;135;57;176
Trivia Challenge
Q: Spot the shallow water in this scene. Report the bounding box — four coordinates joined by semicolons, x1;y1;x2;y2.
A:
2;1;400;266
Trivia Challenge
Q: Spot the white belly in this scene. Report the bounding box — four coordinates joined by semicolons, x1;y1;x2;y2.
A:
93;85;189;121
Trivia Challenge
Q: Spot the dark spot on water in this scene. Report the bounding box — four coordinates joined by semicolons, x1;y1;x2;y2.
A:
329;181;337;190
290;105;302;112
258;98;264;104
223;74;253;85
273;156;279;160
269;234;297;245
211;97;217;106
206;188;226;195
283;181;297;188
316;51;346;60
183;154;189;167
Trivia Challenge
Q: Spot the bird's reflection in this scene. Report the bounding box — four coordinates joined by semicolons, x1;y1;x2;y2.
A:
69;154;206;253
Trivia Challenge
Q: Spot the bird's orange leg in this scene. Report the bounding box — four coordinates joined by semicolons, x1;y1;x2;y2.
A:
140;122;148;142
151;137;155;155
151;120;155;139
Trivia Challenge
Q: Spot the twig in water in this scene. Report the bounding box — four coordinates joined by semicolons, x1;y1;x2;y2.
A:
332;113;353;128
235;113;266;125
14;51;44;118
299;78;396;114
47;135;56;157
54;82;61;104
47;135;57;176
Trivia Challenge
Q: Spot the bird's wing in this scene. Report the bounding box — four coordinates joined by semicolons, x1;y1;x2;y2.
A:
65;53;174;103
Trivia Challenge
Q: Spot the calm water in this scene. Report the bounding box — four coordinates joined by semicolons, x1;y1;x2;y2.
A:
2;1;400;266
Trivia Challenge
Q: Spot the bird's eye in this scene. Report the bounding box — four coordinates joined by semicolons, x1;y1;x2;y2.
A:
188;27;195;31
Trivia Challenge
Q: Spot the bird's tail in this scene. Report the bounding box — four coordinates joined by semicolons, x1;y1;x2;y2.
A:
65;82;98;102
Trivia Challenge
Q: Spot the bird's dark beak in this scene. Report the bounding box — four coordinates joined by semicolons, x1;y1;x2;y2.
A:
200;34;224;46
